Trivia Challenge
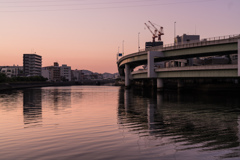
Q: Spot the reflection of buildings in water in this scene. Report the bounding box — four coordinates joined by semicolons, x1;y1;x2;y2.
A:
23;89;42;126
53;89;71;111
0;91;23;112
42;88;71;112
118;88;240;157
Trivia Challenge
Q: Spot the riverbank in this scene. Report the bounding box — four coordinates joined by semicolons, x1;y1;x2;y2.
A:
0;79;118;91
0;82;64;91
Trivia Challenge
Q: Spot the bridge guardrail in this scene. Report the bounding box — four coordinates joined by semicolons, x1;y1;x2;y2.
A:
162;34;240;51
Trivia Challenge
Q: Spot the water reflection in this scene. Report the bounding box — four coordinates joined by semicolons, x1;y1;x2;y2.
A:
42;87;71;112
1;86;240;159
23;89;42;127
118;88;240;159
0;90;23;112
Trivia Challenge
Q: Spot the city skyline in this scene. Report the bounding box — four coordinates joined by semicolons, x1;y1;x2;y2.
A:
1;0;240;73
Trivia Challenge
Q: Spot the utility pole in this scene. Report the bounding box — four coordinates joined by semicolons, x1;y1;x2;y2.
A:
138;32;140;52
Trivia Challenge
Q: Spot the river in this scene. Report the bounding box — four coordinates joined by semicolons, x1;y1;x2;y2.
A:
0;86;240;160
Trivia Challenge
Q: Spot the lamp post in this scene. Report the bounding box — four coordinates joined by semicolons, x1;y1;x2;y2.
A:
122;40;124;55
174;21;176;45
138;32;140;52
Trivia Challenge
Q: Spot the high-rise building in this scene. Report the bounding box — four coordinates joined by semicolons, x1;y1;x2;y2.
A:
23;53;42;76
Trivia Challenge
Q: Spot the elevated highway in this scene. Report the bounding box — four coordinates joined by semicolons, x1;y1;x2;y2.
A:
117;34;240;89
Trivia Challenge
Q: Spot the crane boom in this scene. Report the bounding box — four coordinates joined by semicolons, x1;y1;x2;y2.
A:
150;21;164;41
144;23;155;35
144;23;157;42
148;21;158;32
144;21;164;42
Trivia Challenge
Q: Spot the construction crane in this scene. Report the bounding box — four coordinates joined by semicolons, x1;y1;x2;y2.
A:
148;21;164;41
144;21;164;42
144;22;157;42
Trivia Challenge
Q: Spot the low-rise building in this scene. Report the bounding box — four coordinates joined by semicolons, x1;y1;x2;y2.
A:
72;70;84;82
43;62;61;82
0;65;23;77
175;34;200;45
41;68;50;81
60;64;71;81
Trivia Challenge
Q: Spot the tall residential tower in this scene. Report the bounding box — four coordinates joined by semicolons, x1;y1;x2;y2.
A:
23;53;42;76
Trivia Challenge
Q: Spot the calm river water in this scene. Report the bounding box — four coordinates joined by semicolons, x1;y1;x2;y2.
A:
0;86;240;160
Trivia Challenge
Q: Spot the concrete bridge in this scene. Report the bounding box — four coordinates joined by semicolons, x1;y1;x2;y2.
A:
117;34;240;89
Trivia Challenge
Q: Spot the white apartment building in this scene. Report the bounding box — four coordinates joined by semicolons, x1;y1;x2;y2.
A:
0;66;23;77
60;64;71;81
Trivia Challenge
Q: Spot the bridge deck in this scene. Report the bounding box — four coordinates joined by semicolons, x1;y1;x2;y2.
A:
132;64;238;79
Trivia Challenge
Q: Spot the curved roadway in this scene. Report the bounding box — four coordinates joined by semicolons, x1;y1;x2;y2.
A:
117;35;239;77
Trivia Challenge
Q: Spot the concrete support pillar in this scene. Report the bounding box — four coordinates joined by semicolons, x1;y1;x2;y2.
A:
148;51;156;78
181;62;185;67
188;58;193;66
125;64;130;88
148;51;164;78
157;78;164;91
238;39;240;76
178;79;184;88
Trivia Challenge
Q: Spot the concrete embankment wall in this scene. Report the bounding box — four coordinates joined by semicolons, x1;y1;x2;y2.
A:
0;82;53;91
0;79;119;91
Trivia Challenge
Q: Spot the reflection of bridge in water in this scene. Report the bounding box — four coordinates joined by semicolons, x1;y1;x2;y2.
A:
117;35;240;89
118;87;240;158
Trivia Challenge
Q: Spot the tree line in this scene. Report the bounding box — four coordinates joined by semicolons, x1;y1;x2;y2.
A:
0;73;47;83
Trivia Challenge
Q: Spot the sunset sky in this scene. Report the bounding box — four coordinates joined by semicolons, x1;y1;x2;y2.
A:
1;0;240;73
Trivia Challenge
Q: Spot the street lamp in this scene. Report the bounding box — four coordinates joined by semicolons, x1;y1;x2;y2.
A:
122;40;124;55
174;21;176;45
138;32;140;52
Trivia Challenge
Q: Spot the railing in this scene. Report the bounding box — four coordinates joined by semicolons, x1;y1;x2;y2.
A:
162;34;240;51
142;34;240;52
